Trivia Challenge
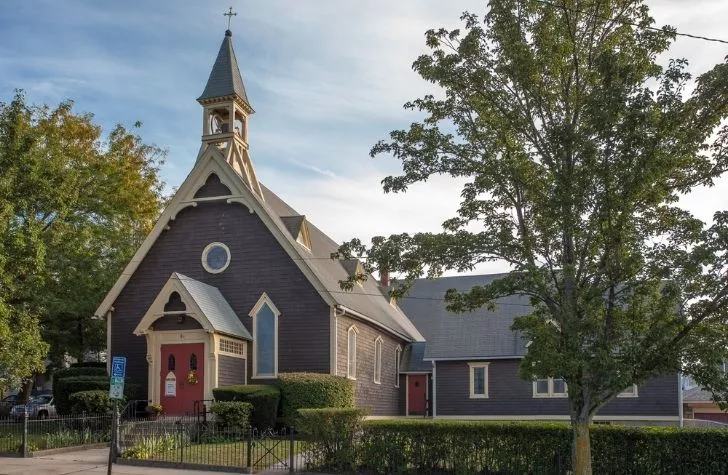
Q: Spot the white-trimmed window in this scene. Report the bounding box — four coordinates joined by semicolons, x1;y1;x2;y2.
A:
617;384;638;398
394;346;401;388
202;242;231;274
373;337;383;384
533;377;568;397
219;338;245;357
249;293;280;379
468;363;489;399
347;325;358;380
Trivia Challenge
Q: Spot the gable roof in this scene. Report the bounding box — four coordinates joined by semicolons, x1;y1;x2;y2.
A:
260;185;425;342
683;387;725;404
197;30;251;109
134;272;252;340
396;274;531;360
175;273;252;340
96;148;423;343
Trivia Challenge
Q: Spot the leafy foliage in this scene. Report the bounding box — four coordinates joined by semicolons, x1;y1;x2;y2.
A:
0;91;165;382
358;420;728;474
69;390;116;414
53;376;109;414
212;384;280;429
209;401;253;431
336;1;728;472
54;366;107;381
298;408;368;473
277;373;355;428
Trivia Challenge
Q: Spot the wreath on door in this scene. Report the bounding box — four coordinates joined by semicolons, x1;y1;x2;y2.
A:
187;370;199;385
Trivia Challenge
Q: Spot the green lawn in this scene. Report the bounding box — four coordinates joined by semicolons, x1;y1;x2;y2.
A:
0;420;109;453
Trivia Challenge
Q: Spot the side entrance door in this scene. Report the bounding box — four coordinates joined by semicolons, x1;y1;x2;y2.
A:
407;374;427;416
160;343;204;415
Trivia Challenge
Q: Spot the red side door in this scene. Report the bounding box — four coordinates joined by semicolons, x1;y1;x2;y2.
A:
408;374;427;415
160;343;204;415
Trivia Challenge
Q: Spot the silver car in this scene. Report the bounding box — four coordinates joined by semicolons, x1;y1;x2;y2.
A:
10;394;56;420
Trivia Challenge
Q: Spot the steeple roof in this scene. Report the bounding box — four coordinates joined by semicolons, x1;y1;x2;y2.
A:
197;30;252;110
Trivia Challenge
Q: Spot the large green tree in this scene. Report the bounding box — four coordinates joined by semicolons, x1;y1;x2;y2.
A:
337;1;728;473
0;92;165;390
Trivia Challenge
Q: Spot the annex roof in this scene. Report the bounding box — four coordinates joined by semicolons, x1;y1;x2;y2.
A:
396;274;531;361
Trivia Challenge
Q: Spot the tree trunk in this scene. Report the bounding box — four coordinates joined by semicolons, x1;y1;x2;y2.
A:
572;416;593;475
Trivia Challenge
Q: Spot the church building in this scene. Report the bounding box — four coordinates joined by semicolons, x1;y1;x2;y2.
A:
96;26;680;424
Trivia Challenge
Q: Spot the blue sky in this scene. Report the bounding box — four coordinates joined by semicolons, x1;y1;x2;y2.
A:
2;0;728;275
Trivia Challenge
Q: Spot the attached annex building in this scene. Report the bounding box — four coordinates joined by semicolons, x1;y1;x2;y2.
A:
96;28;680;424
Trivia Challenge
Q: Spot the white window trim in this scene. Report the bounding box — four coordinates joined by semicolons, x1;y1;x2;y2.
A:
617;384;639;398
533;377;568;398
347;325;359;380
394;346;402;388
249;293;280;379
373;336;383;384
468;362;489;399
201;242;231;274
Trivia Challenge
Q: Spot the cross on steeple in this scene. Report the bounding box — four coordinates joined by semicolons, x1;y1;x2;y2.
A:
224;7;237;30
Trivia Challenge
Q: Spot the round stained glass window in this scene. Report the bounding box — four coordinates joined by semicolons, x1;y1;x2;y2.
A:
202;242;231;274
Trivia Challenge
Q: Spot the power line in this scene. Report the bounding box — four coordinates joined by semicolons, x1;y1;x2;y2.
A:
532;0;728;45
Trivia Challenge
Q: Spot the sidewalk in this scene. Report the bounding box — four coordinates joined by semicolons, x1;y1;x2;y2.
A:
0;448;226;475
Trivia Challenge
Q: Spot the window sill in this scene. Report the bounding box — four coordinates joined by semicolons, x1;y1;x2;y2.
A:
374;381;381;385
252;374;277;380
533;394;568;398
347;376;357;381
469;394;488;399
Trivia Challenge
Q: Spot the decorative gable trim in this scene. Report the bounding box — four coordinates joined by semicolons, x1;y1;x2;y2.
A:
134;273;216;335
95;149;337;317
248;292;281;318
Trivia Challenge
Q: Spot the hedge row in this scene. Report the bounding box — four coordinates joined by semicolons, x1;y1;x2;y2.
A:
69;390;117;414
356;420;728;475
210;402;253;430
278;373;354;427
213;373;354;429
54;376;110;414
298;408;368;472
54;366;107;380
212;385;280;429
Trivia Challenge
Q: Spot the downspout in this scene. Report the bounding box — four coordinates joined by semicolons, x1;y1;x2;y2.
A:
678;372;684;428
105;309;113;375
431;360;437;418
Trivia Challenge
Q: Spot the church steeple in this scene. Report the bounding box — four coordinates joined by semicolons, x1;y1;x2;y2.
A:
196;19;262;200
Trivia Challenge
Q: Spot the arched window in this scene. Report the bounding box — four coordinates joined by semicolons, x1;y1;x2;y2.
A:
168;354;176;371
189;353;198;371
347;326;359;380
250;293;280;379
373;337;383;384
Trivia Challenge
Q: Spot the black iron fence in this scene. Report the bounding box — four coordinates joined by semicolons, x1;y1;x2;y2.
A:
0;412;112;456
118;415;308;472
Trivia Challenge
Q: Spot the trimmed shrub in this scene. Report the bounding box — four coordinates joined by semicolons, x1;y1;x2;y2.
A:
210;401;253;431
357;420;728;475
213;385;280;429
70;362;107;368
54;367;108;381
278;373;354;428
298;408;368;472
69;390;116;414
54;376;110;414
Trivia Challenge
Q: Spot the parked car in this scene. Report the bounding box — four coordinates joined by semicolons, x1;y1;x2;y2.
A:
0;394;18;418
10;394;56;420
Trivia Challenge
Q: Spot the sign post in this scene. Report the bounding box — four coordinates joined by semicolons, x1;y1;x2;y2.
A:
107;356;126;475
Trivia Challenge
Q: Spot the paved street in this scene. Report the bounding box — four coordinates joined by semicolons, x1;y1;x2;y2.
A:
0;448;224;475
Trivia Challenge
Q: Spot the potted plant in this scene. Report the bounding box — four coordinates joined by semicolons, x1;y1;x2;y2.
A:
145;403;163;420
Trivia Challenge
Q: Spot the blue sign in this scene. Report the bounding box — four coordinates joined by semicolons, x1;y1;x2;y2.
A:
111;356;126;379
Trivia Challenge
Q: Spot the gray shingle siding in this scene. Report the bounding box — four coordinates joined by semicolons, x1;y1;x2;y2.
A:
218;355;246;387
110;200;331;393
435;360;679;417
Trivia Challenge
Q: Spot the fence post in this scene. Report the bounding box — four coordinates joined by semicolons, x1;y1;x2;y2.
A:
178;423;184;464
21;409;29;457
246;428;252;472
289;427;295;473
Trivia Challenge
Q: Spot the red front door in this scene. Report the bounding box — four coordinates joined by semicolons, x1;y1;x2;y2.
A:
408;374;427;415
160;343;204;415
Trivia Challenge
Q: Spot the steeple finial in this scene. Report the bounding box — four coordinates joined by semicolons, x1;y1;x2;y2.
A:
224;7;237;32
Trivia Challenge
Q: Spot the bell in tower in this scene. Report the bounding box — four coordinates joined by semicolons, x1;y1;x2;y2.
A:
196;21;262;200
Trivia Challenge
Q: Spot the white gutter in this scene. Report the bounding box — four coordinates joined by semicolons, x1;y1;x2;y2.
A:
678;372;684;428
431;360;437;418
424;355;524;362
